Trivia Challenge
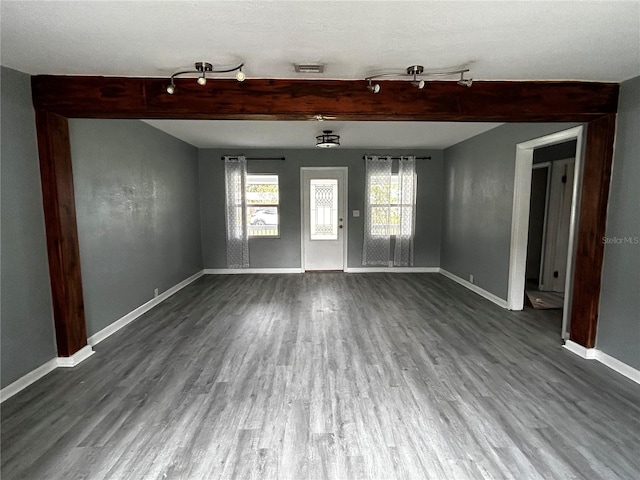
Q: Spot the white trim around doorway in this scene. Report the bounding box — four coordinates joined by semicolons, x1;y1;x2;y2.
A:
507;125;585;341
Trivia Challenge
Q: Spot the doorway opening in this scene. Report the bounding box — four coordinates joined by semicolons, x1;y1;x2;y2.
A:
507;126;584;339
525;147;576;317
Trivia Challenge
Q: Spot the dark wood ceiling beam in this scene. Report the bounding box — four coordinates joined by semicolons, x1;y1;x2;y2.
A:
30;73;620;358
32;76;619;121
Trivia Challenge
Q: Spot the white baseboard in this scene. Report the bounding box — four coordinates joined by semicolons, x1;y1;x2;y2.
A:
438;269;509;309
1;344;96;403
595;350;640;384
563;340;597;359
56;344;95;367
563;340;640;384
345;267;439;273
1;358;58;403
2;270;205;403
204;268;303;274
88;270;204;347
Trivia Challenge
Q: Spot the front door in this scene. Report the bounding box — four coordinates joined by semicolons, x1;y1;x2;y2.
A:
301;167;347;271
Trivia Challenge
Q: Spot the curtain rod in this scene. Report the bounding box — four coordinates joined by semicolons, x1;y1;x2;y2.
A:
363;155;431;161
221;156;285;161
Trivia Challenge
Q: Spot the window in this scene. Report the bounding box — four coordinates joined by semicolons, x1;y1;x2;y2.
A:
363;156;416;267
368;174;414;236
246;174;279;237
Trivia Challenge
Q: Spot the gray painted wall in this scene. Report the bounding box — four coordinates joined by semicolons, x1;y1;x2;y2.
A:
69;120;203;337
596;75;640;369
441;123;579;300
199;148;443;269
1;67;57;388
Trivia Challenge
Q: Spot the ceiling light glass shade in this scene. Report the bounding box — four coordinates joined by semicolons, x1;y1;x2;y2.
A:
166;84;176;94
236;70;246;82
316;130;340;148
197;75;207;86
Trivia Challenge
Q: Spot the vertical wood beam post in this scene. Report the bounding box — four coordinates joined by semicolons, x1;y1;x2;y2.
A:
570;114;617;347
35;110;87;357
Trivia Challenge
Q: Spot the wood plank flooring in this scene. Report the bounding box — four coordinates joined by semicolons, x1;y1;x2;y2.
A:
2;273;639;479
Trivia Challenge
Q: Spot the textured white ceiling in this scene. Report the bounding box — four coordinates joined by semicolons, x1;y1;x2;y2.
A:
141;120;503;149
3;1;636;149
1;1;639;82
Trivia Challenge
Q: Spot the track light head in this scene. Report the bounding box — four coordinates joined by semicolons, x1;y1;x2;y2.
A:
367;81;381;94
457;72;473;87
236;69;246;82
412;79;426;89
197;75;207;86
166;83;176;94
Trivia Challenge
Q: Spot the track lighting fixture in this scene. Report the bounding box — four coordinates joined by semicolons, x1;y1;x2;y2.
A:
364;64;473;93
165;61;245;94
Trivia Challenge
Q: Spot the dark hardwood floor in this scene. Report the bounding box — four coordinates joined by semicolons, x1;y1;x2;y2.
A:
2;273;639;479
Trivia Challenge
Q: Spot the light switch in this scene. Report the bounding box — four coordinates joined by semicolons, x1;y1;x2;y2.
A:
353;210;360;217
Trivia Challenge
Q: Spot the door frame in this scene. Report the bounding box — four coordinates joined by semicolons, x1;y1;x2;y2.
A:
300;167;349;272
540;157;576;293
507;125;584;339
531;161;552;290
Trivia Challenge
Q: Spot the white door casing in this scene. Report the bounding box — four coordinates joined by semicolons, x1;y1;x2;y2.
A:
508;125;584;340
301;167;348;271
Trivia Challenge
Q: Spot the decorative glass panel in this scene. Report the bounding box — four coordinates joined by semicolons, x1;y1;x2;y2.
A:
310;179;338;240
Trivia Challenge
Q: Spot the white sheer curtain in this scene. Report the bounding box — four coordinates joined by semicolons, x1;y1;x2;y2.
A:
224;156;249;268
363;155;416;266
393;156;416;266
363;156;393;265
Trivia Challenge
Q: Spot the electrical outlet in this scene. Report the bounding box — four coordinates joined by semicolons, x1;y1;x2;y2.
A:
469;274;474;284
154;288;159;298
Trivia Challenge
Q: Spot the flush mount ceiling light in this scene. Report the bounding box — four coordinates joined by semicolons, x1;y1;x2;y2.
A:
316;130;340;148
364;64;473;94
166;61;245;94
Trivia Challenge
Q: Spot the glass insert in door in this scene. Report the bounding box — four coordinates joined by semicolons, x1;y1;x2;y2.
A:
310;179;338;240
